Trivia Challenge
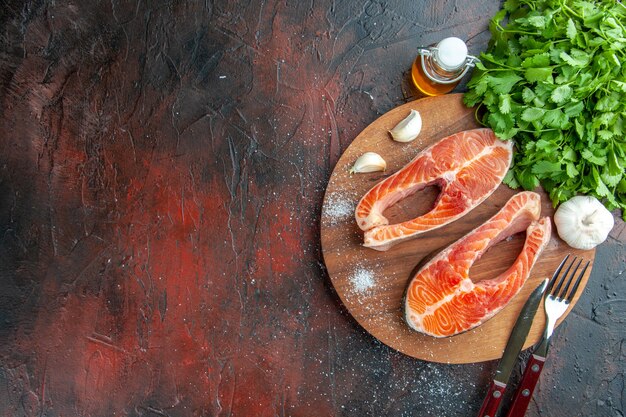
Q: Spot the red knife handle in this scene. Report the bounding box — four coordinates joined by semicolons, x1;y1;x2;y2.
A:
477;380;506;417
506;354;546;417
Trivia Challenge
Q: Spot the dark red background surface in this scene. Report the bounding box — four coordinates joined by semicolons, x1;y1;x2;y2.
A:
1;1;624;416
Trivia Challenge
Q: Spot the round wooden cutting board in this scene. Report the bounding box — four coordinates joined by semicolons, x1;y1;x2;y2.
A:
320;93;595;364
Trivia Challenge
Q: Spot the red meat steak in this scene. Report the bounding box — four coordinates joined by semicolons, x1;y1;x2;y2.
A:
404;191;551;338
355;128;512;251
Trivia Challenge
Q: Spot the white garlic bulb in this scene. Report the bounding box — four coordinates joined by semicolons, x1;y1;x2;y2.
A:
553;195;614;250
349;152;386;174
389;109;422;143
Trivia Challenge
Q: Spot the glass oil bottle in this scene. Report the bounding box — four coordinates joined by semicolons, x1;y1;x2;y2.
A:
411;37;479;96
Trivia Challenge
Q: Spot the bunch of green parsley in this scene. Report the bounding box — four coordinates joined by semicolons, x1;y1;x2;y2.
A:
464;0;625;219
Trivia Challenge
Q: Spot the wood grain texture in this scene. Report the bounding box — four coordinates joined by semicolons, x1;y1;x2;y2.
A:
321;94;595;363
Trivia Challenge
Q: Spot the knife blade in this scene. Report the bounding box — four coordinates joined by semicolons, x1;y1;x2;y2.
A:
476;278;548;417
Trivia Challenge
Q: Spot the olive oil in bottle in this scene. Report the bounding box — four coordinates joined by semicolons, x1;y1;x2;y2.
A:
411;37;479;96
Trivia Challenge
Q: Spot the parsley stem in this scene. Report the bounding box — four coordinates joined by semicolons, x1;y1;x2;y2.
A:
561;2;582;19
499;28;540;36
474;104;486;127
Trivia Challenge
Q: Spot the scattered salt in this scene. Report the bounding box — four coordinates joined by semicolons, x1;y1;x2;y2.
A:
322;191;356;225
350;267;375;294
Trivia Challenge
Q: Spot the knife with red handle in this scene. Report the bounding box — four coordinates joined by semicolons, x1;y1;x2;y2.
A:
477;380;507;417
506;334;550;417
476;279;548;417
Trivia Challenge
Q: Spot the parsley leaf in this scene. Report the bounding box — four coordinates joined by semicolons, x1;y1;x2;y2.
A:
532;160;562;176
566;18;577;40
525;67;553;83
522;53;550;68
564;101;584;117
521;107;545;122
488;72;524;94
499;94;512;114
543;108;569;129
550;85;572;104
560;49;590;67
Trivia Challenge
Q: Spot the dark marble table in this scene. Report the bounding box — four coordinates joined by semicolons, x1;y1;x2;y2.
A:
1;1;624;416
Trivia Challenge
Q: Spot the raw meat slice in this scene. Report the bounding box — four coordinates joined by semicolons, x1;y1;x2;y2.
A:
355;128;513;251
404;191;551;338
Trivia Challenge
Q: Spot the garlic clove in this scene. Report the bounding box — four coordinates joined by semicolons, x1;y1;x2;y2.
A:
553;195;614;250
389;109;422;143
350;152;386;174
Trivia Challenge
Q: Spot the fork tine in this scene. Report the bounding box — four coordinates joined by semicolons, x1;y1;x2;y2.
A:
551;256;577;297
565;260;590;302
546;254;570;295
557;258;582;300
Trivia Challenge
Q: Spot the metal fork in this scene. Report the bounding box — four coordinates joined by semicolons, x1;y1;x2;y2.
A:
506;255;590;417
